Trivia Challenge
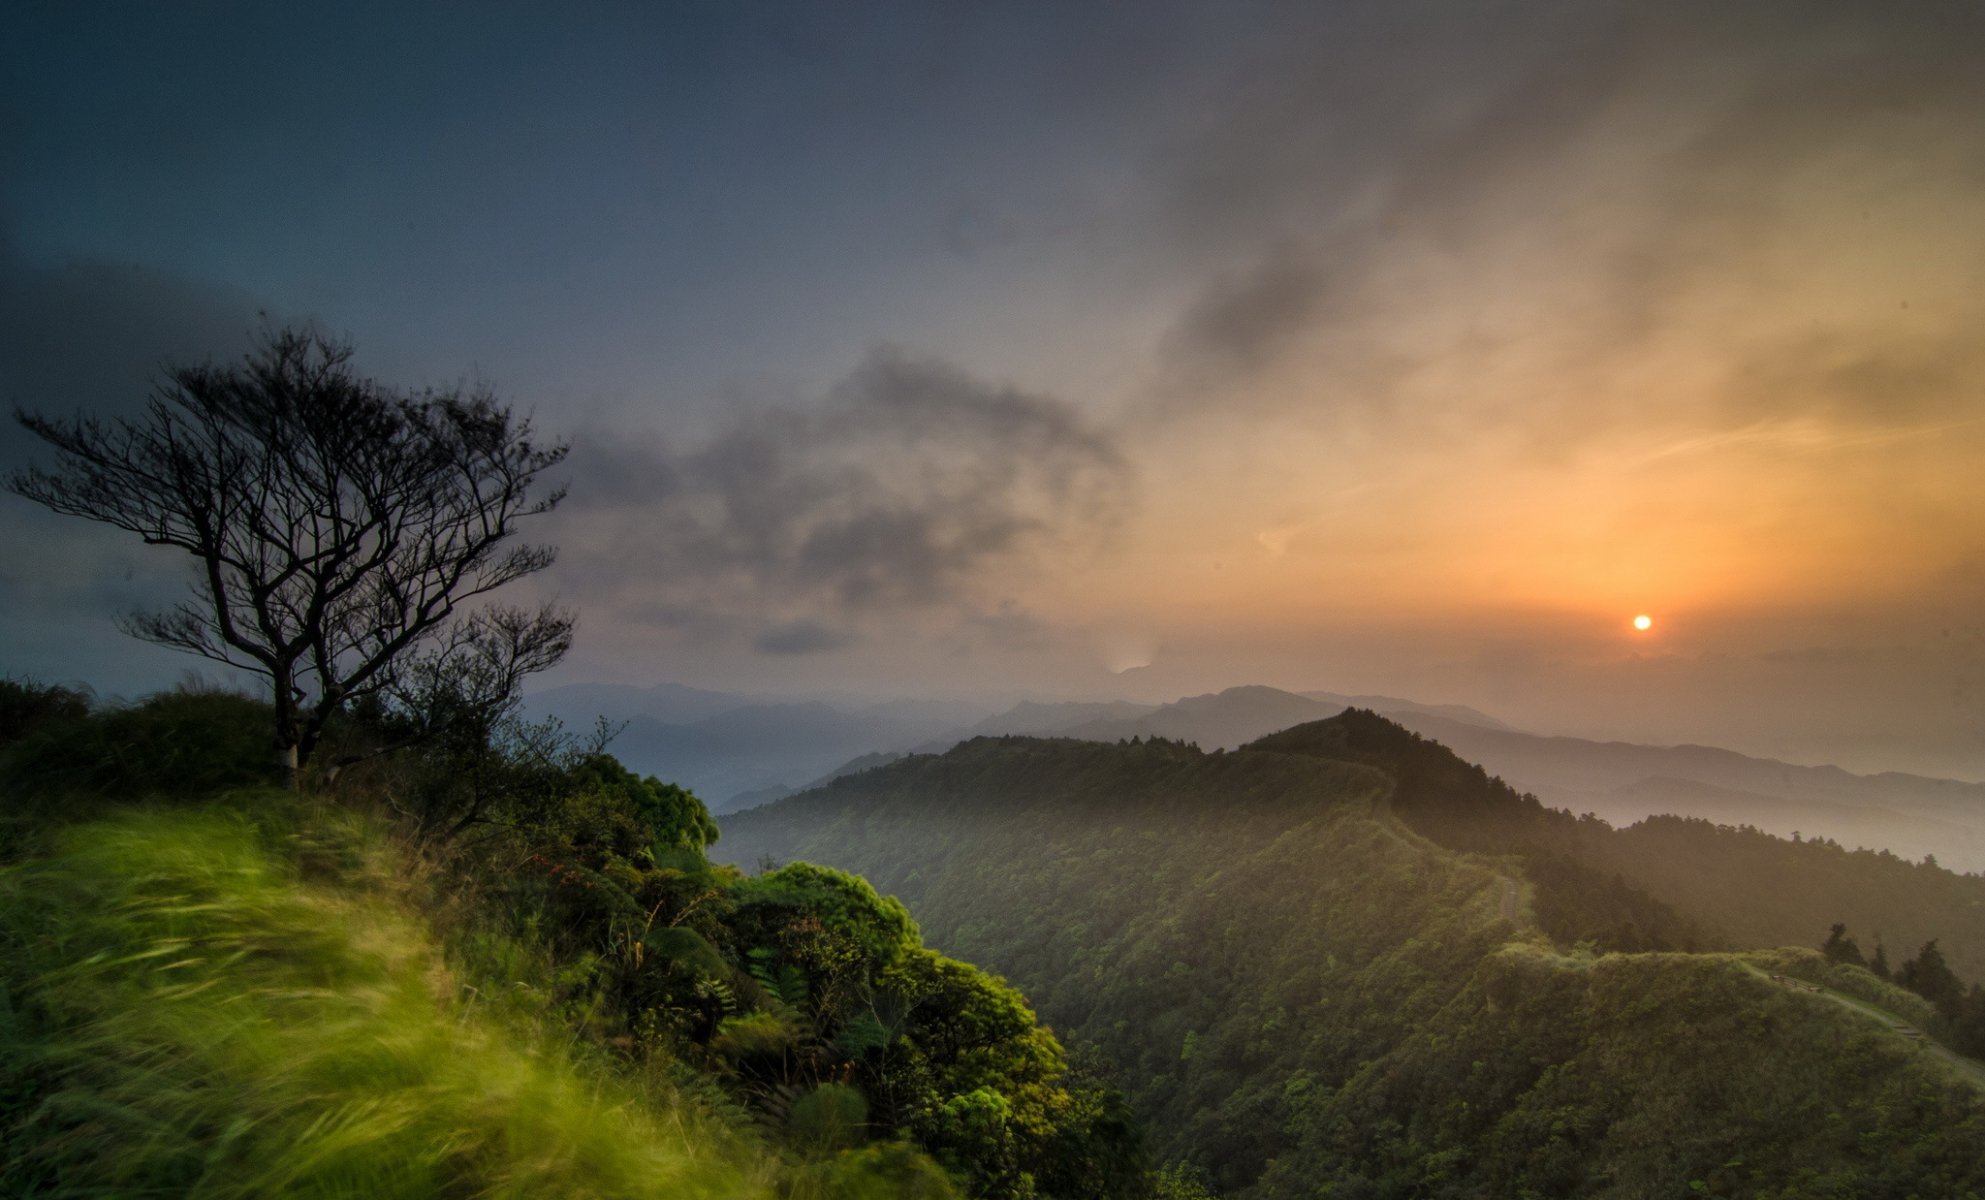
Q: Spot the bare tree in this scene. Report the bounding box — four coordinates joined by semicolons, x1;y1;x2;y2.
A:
7;327;572;787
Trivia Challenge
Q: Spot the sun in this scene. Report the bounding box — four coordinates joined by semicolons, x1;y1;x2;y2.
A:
1632;614;1653;632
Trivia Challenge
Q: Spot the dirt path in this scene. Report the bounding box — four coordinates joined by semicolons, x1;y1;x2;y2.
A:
1740;963;1985;1090
1498;876;1520;924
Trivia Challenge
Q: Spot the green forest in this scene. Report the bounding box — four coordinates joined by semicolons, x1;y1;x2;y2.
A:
718;717;1985;1198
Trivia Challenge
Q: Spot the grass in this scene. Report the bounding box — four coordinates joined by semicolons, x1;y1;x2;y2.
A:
1737;959;1985;1091
0;796;779;1198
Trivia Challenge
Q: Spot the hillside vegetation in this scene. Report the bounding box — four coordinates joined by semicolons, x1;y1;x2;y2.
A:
1244;712;1985;976
0;804;778;1198
718;720;1985;1198
0;682;1139;1198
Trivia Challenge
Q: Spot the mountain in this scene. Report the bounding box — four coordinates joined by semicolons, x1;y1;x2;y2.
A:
950;699;1161;739
714;718;1985;1197
1390;713;1985;873
956;685;1504;753
524;679;754;727
1300;689;1511;730
522;682;995;810
721;750;910;813
534;678;1985;873
949;689;1985;872
585;701;984;811
1247;710;1985;976
1062;685;1339;748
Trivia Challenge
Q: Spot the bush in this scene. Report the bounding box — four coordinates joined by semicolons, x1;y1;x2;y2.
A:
0;688;278;855
0;677;90;748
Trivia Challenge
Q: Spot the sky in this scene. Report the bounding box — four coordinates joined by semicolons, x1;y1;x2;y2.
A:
4;0;1984;778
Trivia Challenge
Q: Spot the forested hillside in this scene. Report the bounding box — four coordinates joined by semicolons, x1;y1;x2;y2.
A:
718;719;1985;1198
1249;712;1985;978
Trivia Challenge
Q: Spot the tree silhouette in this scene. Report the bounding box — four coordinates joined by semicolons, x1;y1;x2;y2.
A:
1898;939;1964;1017
1821;922;1868;970
7;327;571;786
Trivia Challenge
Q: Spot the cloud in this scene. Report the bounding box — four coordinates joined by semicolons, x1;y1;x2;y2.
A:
947;600;1054;654
0;238;278;687
0;237;269;465
1162;244;1337;386
753;619;858;655
553;346;1130;639
1722;331;1985;426
1135;1;1985;447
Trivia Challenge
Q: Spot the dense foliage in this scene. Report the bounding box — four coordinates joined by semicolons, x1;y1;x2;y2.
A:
718;721;1985;1198
0;685;281;856
0;805;774;1198
0;677;89;746
0;688;1142;1198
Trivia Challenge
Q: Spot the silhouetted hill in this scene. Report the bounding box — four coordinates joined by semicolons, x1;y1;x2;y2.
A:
724;749;910;812
1300;689;1511;729
945;687;1509;755
948;699;1160;741
605;702;977;810
1062;685;1338;748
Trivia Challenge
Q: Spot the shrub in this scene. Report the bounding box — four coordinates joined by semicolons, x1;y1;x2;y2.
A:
0;677;90;748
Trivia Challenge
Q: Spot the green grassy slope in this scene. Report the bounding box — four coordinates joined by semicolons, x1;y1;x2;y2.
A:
0;799;934;1199
716;732;1985;1198
0;681;1148;1200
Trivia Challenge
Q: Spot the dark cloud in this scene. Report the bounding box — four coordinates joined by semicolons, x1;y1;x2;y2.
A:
1724;331;1985;425
554;347;1128;636
0;240;277;687
950;600;1054;654
559;432;683;508
1140;1;1985;438
1163;245;1338;385
0;239;269;464
753;619;859;656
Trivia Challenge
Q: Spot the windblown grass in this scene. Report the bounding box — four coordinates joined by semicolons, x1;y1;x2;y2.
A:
0;799;774;1198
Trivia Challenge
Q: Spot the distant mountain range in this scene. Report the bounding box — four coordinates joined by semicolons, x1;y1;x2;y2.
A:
522;682;993;809
1390;713;1985;874
527;680;1985;869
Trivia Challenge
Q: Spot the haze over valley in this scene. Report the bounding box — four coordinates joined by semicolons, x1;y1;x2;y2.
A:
529;678;1985;872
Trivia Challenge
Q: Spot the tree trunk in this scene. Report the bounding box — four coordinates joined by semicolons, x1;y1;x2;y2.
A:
272;670;303;792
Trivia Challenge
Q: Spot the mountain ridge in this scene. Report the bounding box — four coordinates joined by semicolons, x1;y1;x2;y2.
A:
531;679;1985;870
712;715;1985;1197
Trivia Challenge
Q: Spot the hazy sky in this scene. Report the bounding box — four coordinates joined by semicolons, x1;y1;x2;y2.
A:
5;1;1984;777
